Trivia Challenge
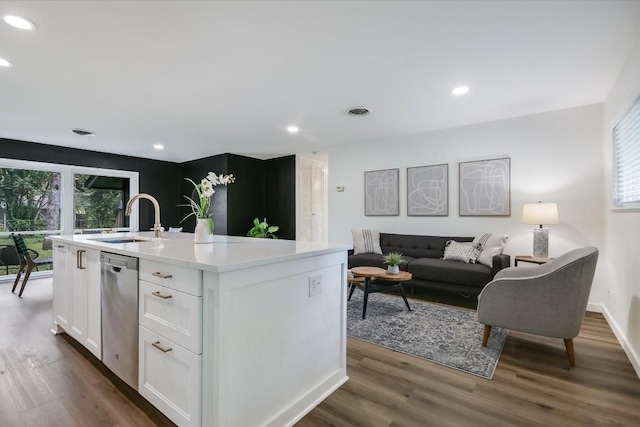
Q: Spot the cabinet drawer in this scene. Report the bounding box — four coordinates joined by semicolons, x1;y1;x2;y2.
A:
139;280;202;354
139;326;201;427
139;259;202;296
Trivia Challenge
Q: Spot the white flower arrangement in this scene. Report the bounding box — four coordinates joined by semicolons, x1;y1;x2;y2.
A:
180;172;235;233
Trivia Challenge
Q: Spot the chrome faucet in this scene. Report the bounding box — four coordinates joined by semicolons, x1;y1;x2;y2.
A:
125;193;162;238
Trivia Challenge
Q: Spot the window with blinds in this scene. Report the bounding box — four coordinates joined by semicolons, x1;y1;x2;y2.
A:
613;93;640;208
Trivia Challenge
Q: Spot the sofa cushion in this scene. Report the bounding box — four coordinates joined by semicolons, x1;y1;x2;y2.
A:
381;233;473;259
348;253;414;270
352;229;382;255
473;233;509;267
442;240;481;263
408;257;492;288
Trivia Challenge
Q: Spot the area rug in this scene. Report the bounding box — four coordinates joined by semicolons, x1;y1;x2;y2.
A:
347;291;508;379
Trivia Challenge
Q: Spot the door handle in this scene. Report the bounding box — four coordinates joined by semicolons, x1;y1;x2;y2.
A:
151;291;172;299
152;341;172;353
55;244;65;248
77;250;86;269
152;272;172;279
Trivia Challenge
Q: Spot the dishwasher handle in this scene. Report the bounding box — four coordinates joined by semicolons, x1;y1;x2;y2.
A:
100;252;139;271
102;262;130;271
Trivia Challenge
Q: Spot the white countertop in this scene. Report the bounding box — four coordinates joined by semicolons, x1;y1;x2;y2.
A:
50;232;351;273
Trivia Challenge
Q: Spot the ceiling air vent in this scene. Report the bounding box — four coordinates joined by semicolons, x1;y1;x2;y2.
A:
70;128;95;137
346;106;371;117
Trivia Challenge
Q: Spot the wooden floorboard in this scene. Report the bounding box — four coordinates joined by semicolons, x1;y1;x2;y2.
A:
0;278;159;427
298;305;640;426
1;277;639;426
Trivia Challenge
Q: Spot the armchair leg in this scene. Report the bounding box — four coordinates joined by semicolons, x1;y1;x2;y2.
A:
482;325;492;347
11;259;26;293
18;263;35;297
564;338;575;367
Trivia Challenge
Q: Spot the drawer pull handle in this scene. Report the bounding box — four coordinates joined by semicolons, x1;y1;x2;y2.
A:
152;272;173;279
151;291;172;299
152;341;172;353
77;250;86;270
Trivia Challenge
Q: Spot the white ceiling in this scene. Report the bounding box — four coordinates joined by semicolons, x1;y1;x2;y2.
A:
1;1;639;163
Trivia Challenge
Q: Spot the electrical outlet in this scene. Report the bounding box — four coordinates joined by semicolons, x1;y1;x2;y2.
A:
309;274;322;297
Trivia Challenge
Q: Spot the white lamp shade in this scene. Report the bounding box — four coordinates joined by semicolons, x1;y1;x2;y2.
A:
522;202;559;225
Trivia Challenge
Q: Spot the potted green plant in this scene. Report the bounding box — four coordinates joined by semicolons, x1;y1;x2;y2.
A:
383;251;405;275
247;217;279;239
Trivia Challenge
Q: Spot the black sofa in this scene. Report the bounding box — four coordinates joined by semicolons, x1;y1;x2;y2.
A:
348;233;510;297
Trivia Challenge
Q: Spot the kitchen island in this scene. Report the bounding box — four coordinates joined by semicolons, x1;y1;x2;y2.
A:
50;232;350;427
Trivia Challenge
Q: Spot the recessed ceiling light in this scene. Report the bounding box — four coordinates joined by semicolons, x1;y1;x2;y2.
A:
287;126;299;133
452;86;469;96
0;57;14;67
3;15;36;30
70;128;95;137
153;144;164;150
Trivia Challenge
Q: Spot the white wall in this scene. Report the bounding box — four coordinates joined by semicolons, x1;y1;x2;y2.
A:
602;36;640;377
328;104;606;302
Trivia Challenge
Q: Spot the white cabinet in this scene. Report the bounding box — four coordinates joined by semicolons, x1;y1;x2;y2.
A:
139;326;202;427
139;280;202;354
69;245;101;358
53;244;101;359
138;259;202;427
69;246;87;343
139;259;202;297
82;248;101;358
52;242;70;331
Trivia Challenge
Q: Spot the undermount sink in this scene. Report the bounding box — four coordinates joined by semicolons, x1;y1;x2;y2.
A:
91;237;151;244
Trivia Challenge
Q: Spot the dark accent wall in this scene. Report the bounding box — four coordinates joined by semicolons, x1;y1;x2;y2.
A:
2;139;296;239
265;156;296;240
178;154;229;234
0;138;181;231
227;154;266;237
179;153;295;239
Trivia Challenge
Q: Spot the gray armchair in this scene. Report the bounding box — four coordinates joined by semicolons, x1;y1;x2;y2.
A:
477;246;599;367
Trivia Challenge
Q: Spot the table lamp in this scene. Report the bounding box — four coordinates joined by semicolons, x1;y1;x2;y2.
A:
522;202;559;259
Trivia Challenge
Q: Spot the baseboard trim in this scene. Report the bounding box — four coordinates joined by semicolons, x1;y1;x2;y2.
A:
264;370;349;427
586;302;603;313
600;305;640;380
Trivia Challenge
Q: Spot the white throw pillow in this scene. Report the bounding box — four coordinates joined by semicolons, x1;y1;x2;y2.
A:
351;229;382;255
442;240;481;263
473;233;508;267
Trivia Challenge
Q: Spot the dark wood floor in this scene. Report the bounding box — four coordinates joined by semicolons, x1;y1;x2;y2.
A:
2;278;640;426
299;303;640;426
0;278;159;427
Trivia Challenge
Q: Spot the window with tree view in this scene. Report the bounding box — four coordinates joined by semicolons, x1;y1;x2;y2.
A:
0;167;61;274
1;160;138;278
73;174;130;233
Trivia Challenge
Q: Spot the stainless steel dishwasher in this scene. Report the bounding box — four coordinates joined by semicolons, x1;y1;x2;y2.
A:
101;252;139;390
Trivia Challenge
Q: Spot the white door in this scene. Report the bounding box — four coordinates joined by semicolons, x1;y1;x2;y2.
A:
298;157;326;242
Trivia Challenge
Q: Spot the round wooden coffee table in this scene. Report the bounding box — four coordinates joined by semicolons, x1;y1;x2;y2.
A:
350;267;412;319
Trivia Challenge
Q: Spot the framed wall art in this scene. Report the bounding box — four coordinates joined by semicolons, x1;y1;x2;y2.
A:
459;157;510;216
407;164;448;216
364;168;399;216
